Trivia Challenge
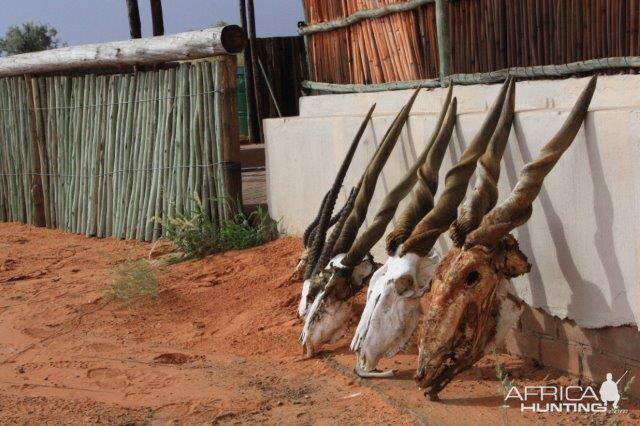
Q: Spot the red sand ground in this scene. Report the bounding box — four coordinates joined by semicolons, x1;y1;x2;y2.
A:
0;222;637;424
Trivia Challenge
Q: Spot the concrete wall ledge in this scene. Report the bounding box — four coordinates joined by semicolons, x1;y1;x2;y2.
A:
296;75;640;117
265;75;640;332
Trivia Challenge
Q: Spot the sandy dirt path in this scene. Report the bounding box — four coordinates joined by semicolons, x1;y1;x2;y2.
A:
0;222;637;424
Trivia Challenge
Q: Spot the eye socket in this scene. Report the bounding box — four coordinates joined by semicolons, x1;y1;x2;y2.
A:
465;270;481;286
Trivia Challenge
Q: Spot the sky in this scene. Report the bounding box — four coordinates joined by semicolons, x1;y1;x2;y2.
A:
0;1;305;46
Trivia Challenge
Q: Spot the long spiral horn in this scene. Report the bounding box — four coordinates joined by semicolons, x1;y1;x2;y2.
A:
332;88;421;257
400;78;512;257
313;185;359;274
385;95;458;255
304;192;356;248
341;89;456;268
465;76;597;249
302;190;329;247
449;78;516;247
304;104;376;279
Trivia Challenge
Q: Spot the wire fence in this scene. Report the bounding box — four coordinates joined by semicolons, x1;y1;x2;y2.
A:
0;89;229;112
0;162;234;179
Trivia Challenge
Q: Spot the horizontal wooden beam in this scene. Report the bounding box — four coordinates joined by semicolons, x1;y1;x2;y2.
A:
302;56;640;92
0;26;246;78
298;0;434;36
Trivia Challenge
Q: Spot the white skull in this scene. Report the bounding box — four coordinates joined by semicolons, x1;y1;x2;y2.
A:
351;248;439;374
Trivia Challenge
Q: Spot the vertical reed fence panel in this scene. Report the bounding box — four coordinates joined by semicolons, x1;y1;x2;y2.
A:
0;56;240;241
302;0;640;84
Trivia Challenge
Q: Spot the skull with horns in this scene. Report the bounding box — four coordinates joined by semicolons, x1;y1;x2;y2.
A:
415;76;597;400
352;78;517;378
300;85;465;357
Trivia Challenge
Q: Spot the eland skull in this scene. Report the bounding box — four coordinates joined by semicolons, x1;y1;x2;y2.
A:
351;78;517;377
414;76;597;400
300;88;425;355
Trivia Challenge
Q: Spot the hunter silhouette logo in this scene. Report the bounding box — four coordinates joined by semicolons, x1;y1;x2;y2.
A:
505;371;630;413
599;372;626;409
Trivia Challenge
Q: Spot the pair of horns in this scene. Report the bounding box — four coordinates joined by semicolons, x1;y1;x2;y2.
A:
304;103;376;280
304;87;413;278
341;86;457;267
330;88;422;259
449;78;517;246
465;76;597;248
400;77;514;257
302;190;349;248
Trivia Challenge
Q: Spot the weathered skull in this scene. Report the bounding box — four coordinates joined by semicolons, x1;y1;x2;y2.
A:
415;76;596;399
415;237;528;398
351;250;439;377
300;254;376;356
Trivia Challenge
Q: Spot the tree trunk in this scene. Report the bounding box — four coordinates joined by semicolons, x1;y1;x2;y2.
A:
126;0;142;39
150;0;165;36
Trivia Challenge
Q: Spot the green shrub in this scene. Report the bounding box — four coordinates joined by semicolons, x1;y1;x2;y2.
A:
161;196;223;258
220;205;278;250
106;259;159;302
159;195;278;261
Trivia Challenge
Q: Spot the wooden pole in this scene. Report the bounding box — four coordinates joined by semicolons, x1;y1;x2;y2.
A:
217;55;243;212
239;0;258;142
150;0;165;36
24;76;46;227
301;3;314;93
126;0;142;39
299;0;434;36
246;0;263;141
0;27;246;77
435;0;451;83
258;56;282;117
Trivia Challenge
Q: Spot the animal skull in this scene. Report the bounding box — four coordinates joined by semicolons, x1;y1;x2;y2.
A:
351;250;439;377
300;253;376;356
295;103;377;316
415;237;528;398
351;78;516;377
301;87;458;356
415;76;597;400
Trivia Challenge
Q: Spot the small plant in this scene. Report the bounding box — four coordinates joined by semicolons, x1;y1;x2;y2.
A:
158;194;278;261
161;195;223;258
106;259;159;302
219;205;278;250
494;352;516;409
622;375;636;398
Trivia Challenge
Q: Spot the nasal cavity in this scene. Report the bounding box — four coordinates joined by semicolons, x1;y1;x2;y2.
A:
394;275;414;296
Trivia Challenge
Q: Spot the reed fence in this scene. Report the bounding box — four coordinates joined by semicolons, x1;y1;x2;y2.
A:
0;56;240;241
302;0;640;85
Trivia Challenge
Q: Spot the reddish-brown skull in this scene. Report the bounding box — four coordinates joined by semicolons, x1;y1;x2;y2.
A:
415;76;597;400
415;236;529;398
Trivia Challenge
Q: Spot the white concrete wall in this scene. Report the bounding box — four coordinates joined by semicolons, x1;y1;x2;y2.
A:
264;75;640;329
